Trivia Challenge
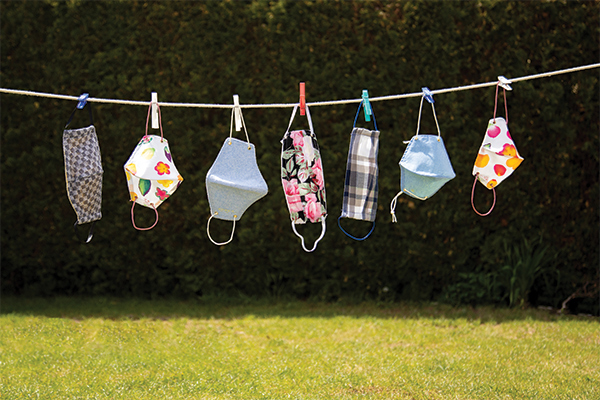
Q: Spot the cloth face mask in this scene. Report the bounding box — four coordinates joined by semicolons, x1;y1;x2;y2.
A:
338;101;380;241
390;95;456;222
124;104;183;230
62;102;103;243
281;105;327;252
471;85;524;216
205;108;268;246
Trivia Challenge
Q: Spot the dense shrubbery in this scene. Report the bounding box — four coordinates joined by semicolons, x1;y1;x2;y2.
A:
1;1;598;313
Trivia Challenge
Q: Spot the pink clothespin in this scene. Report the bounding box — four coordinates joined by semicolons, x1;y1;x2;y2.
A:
299;82;306;116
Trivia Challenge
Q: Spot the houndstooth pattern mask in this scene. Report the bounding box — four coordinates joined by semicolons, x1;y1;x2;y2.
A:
63;125;103;224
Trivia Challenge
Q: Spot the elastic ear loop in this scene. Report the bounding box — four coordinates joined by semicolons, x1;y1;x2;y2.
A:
206;213;236;246
353;101;378;131
471;174;496;216
64;102;93;129
73;220;95;243
337;216;375;241
493;84;508;124
228;108;251;148
131;201;159;230
291;217;327;252
144;102;164;142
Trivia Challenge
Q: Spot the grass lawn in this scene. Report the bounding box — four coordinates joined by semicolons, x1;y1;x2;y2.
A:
1;297;598;399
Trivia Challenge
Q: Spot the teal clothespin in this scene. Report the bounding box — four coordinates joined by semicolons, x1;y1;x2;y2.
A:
362;90;372;122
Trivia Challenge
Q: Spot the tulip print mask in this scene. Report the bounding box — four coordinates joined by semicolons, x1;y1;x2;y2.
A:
338;101;380;241
471;84;524;216
205;107;268;246
281;105;327;252
124;104;183;230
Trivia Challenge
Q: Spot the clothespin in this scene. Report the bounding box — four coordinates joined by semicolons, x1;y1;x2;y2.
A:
233;94;242;132
299;82;306;116
361;90;372;122
77;93;89;109
422;87;434;103
151;92;159;129
498;76;513;91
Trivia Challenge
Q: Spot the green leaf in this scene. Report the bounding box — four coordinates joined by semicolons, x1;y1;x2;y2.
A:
138;179;152;196
298;183;312;196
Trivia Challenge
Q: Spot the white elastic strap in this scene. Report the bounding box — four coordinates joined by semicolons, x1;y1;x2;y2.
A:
415;96;441;138
285;105;315;135
390;191;403;223
206;213;236;246
228;107;251;146
291;217;327;253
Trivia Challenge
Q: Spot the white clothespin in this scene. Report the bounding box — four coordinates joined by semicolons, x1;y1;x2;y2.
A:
498;76;513;91
151;92;159;129
233;94;242;132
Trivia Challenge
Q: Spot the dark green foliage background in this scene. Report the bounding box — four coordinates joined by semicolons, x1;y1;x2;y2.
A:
1;1;598;312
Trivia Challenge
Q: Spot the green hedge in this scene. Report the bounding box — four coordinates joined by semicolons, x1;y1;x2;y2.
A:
1;1;598;313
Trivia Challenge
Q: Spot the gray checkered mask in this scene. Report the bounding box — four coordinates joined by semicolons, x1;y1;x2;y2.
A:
338;102;380;241
63;103;103;242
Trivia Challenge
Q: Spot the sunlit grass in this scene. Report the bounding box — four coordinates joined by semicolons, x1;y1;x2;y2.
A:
1;297;598;399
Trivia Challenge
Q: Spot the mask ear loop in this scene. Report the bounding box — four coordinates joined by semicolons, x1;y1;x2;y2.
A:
337;216;375;241
131;201;159;230
291;217;327;252
353;101;378;131
65;102;93;129
228;107;251;149
145;102;164;142
206;213;236;246
73;220;96;243
493;83;508;124
471;174;496;216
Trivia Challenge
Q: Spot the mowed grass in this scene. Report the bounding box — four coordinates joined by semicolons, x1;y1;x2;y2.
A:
1;297;598;399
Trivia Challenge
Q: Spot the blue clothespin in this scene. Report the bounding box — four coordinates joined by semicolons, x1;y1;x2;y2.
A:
422;87;434;104
362;90;372;122
497;76;513;91
77;93;89;109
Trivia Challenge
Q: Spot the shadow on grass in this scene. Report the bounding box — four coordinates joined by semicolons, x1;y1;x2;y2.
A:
2;295;593;323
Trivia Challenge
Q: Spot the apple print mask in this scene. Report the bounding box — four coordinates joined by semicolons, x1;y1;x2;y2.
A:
124;104;183;230
471;84;524;216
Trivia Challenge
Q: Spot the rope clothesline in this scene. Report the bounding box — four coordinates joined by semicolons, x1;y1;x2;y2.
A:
1;63;598;109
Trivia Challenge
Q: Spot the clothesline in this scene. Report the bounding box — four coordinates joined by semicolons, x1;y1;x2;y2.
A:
1;63;598;109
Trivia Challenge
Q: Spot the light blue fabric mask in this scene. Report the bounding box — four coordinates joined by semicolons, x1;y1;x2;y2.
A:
205;108;268;245
390;95;455;222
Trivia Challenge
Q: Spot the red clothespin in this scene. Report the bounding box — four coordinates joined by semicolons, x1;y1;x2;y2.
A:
299;82;306;116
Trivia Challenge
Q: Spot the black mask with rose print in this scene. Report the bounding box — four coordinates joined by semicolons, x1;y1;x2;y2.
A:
281;105;327;252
